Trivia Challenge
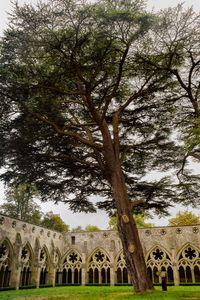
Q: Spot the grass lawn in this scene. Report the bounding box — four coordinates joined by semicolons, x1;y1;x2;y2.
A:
0;285;200;300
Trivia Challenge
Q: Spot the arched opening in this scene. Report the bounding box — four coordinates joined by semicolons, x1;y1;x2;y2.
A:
20;266;32;287
194;266;200;282
117;268;122;283
167;266;174;283
153;267;159;284
88;249;111;285
62;269;66;284
0;241;12;288
147;267;153;283
94;268;99;284
185;266;192;283
68;269;72;284
179;266;186;283
74;268;80;284
40;267;48;285
62;250;82;285
88;268;93;284
0;265;11;288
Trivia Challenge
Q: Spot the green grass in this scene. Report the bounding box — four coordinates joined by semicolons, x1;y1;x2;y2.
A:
0;286;200;300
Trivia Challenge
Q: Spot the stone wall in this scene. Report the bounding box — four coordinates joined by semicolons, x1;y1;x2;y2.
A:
0;214;200;289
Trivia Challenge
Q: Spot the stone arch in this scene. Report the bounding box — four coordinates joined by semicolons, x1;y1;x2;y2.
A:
0;238;14;288
19;242;34;287
114;250;128;285
87;247;111;285
146;245;173;284
60;248;82;285
177;243;200;283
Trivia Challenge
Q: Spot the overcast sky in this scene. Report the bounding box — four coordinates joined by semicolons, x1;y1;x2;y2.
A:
0;0;200;229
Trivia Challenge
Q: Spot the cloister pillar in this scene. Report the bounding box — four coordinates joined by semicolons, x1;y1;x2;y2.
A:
48;265;56;287
81;254;87;286
110;264;115;286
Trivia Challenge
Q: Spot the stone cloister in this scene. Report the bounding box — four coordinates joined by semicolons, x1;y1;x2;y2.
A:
0;214;200;289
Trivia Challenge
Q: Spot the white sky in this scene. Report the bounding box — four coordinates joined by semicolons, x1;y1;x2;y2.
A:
0;0;200;229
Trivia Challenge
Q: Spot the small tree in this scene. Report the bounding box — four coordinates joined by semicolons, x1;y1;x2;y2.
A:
0;183;42;225
41;211;69;233
168;211;200;226
85;224;100;231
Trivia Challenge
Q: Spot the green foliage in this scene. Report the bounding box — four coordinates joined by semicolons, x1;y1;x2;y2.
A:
168;211;200;226
108;214;154;230
0;183;42;225
84;225;101;231
40;211;69;233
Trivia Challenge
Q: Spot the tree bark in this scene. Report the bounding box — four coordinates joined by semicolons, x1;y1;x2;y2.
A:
110;161;153;292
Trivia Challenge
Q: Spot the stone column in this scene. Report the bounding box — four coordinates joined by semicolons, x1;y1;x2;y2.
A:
191;268;195;283
32;265;41;288
48;265;56;287
10;264;21;290
171;248;179;286
173;265;180;286
81;254;87;286
110;264;115;286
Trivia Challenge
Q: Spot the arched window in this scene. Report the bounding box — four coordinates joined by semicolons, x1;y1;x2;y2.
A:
88;249;110;285
194;265;200;282
39;247;49;286
115;252;128;285
0;241;12;288
62;250;82;285
20;244;32;287
146;246;173;284
178;245;200;284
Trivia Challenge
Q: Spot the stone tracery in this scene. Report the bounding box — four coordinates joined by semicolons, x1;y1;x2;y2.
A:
88;249;110;284
0;215;200;289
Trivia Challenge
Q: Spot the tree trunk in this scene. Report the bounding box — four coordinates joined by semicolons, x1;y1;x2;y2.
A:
110;161;153;292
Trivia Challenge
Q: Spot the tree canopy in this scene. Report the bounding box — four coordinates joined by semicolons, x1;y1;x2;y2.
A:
168;211;200;226
41;211;69;232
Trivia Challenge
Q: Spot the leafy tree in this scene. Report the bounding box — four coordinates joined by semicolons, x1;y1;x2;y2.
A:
0;183;42;225
109;214;154;230
0;0;199;291
84;224;100;231
41;211;69;233
168;211;200;226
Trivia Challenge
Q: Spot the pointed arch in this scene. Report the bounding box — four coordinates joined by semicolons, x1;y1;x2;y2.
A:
60;248;82;285
87;247;111;285
0;238;13;288
176;243;200;261
145;245;172;262
19;241;34;287
146;245;173;284
114;250;128;285
87;247;111;265
177;243;200;284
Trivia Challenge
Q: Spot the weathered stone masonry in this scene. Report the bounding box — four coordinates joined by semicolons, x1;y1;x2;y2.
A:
0;214;200;289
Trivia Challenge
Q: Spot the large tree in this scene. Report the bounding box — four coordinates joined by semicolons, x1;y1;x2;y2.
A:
0;0;198;291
